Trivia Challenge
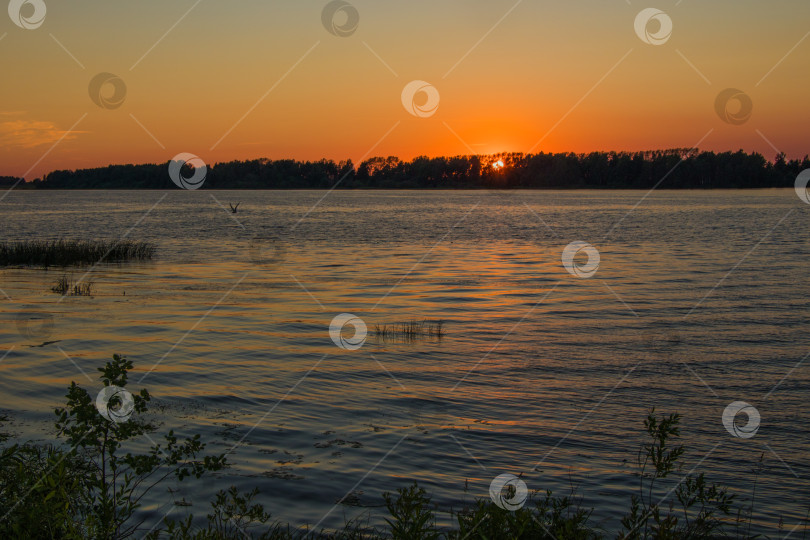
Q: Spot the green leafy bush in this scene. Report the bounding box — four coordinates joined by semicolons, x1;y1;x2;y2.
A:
618;410;734;539
0;355;226;539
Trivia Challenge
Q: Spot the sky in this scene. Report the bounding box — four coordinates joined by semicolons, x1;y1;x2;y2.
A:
1;0;809;179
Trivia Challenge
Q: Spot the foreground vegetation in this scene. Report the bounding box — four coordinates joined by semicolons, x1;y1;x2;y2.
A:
0;356;799;538
0;239;155;267
24;149;809;190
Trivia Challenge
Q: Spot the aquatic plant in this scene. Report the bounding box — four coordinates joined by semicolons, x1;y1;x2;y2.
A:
51;273;94;296
0;239;156;267
373;319;445;342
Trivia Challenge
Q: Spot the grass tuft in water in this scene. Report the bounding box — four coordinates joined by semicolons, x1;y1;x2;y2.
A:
0;239;155;267
51;274;93;296
373;319;445;342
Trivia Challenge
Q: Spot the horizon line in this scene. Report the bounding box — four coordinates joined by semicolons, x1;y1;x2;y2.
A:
5;146;808;182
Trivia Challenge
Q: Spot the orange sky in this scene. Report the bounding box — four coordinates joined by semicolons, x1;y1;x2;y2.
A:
1;0;809;179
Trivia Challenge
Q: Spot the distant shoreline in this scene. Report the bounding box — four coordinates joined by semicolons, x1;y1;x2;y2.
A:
4;149;807;190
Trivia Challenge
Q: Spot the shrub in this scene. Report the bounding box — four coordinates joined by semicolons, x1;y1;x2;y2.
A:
452;491;598;540
0;355;227;539
384;483;440;540
618;410;735;539
0;366;749;538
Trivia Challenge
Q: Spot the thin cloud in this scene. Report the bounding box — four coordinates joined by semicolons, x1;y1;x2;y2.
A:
0;118;87;149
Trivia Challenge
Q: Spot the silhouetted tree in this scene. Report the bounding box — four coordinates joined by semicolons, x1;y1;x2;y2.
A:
30;149;805;190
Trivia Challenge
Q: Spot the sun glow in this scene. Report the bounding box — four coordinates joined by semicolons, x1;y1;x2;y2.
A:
492;160;505;170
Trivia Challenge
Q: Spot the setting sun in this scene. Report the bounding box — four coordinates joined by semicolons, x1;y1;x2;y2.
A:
493;160;505;170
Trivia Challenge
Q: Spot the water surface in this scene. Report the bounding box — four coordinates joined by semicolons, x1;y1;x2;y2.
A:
1;190;808;536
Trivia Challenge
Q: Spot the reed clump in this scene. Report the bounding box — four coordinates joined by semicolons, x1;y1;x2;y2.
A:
373;319;445;342
0;239;155;267
51;274;93;296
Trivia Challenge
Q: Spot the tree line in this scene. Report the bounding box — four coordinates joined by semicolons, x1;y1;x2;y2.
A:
20;149;810;190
